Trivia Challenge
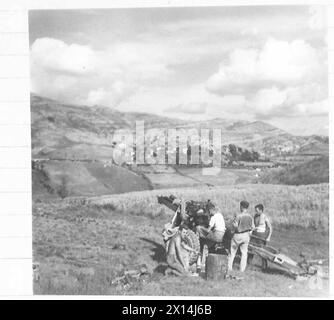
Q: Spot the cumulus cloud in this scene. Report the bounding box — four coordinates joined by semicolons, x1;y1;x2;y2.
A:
103;42;171;81
207;38;325;96
162;84;247;119
30;38;97;76
30;38;172;107
29;7;328;136
206;37;328;120
247;87;288;118
244;84;328;119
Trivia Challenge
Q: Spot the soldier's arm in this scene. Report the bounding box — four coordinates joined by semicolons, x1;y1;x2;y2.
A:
232;215;239;228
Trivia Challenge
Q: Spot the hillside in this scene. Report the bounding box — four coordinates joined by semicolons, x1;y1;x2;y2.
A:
31;94;328;160
31;94;187;160
31;94;329;198
33;183;329;295
32;160;152;200
260;155;329;185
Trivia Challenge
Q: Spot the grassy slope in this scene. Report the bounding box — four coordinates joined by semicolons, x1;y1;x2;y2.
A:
32;162;256;199
84;183;329;230
33;184;329;296
33;199;328;296
261;156;329;185
32;161;152;199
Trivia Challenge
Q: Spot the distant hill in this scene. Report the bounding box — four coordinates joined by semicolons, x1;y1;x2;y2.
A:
31;94;186;160
31;94;328;160
260;155;329;185
31;94;329;198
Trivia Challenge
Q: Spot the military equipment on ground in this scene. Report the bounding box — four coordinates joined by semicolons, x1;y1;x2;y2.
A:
248;235;326;278
158;195;327;279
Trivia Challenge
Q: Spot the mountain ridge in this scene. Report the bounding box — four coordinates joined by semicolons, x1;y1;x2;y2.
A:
31;94;328;159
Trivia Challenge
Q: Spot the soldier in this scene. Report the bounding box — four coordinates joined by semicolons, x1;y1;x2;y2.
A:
196;206;226;245
195;206;226;273
247;204;273;269
227;201;254;274
253;204;273;244
165;225;199;276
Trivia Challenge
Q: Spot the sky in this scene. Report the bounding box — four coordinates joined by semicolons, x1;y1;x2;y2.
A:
29;5;328;136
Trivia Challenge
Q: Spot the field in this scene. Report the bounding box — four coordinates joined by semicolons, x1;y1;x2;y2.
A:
132;165;257;189
33;183;329;296
32;161;259;199
32;156;328;200
260;155;329;186
32;160;152;200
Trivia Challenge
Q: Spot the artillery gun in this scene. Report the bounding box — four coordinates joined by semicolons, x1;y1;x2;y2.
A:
157;195;215;265
157;195;214;229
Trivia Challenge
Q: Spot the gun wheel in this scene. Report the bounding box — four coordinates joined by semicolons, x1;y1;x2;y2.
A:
183;229;200;265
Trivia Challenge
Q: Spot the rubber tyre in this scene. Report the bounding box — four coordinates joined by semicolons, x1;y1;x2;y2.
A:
183;229;200;265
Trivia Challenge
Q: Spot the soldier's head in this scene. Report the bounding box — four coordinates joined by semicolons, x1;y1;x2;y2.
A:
207;202;216;216
240;200;249;212
255;204;264;214
210;205;220;216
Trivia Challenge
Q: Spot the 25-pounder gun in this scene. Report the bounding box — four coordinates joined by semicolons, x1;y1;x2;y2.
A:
158;195;216;266
157;195;214;229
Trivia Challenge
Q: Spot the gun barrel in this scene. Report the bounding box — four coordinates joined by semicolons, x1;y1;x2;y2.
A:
157;196;179;212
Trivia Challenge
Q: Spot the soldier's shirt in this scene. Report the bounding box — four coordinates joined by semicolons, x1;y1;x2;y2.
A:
209;213;225;232
234;212;254;233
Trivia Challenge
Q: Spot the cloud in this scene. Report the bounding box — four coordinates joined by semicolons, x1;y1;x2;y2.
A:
206;37;327;121
85;82;136;106
162;84;247;118
246;87;288;118
294;99;328;116
206;38;325;96
29;8;328;136
165;102;207;114
30;38;173;107
245;86;328;119
30;38;97;76
103;42;171;81
241;27;259;36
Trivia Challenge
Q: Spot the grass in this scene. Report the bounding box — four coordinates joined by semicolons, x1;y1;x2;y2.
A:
32;160;152;200
83;183;329;230
33;183;329;296
260;156;329;186
131;166;257;189
33;194;328;296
